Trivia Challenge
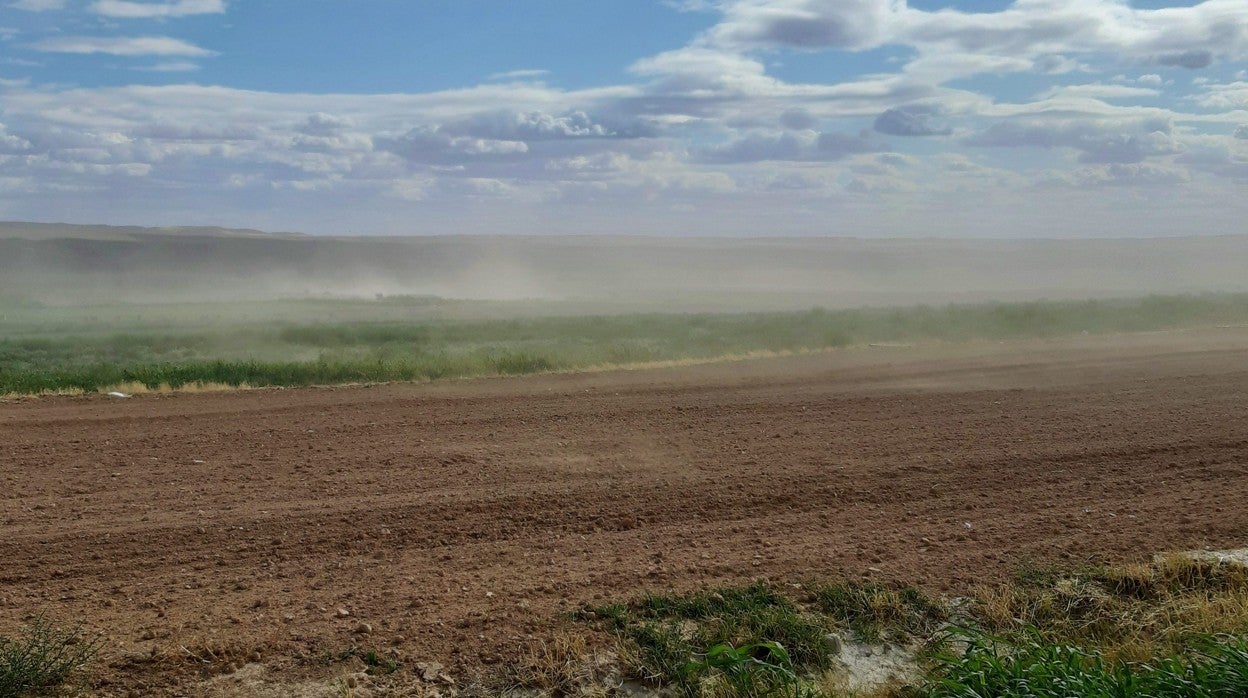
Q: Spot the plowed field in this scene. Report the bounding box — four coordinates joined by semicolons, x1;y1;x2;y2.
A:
3;331;1248;694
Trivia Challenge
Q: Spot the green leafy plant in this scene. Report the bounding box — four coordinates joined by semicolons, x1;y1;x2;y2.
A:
687;641;817;698
330;645;399;675
0;616;101;697
923;627;1248;698
581;582;835;696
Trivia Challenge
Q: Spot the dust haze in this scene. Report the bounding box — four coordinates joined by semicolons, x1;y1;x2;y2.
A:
3;221;1246;310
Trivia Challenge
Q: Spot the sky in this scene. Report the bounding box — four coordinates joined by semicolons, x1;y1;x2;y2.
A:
0;0;1246;237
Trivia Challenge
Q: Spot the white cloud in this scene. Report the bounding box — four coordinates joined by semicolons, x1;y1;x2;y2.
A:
1040;162;1192;188
873;104;951;136
2;57;42;68
1177;138;1248;180
966;117;1180;164
32;36;216;56
298;113;354;137
702;0;1248;78
662;0;720;11
0;123;32;153
1155;50;1212;70
9;0;64;10
631;47;772;91
778;107;816;129
1194;81;1248;110
89;0;226;18
3;1;1248;236
1037;84;1161;101
1033;54;1088;75
698;128;884;162
710;0;900;51
487;69;550;82
377;126;529;165
442;110;651;141
627;45;935;121
133;60;201;72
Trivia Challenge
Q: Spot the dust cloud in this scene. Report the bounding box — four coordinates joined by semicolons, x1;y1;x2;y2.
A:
2;222;1246;310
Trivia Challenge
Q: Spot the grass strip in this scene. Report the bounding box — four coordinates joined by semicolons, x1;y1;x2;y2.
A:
4;293;1248;395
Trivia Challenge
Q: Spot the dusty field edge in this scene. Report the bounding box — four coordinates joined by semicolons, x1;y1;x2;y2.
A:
20;547;1245;697
5;323;1243;402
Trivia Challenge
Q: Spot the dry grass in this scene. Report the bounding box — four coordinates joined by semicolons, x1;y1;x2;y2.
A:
969;553;1248;663
191;665;435;698
0;387;87;400
582;348;819;373
814;672;910;698
101;381;256;395
814;582;948;644
507;632;618;697
3;381;255;400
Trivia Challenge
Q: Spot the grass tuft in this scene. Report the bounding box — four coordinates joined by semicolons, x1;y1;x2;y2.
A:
581;581;835;694
509;633;614;697
973;554;1248;662
815;582;948;644
0;616;101;697
691;641;818;698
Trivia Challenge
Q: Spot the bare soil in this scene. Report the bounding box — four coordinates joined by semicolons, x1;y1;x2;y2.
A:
3;331;1248;694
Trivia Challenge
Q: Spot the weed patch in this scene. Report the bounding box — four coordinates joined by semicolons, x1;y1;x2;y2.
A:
690;642;817;698
581;582;835;694
569;555;1248;697
815;582;948;644
923;628;1248;698
309;643;403;679
0;617;101;697
971;554;1248;662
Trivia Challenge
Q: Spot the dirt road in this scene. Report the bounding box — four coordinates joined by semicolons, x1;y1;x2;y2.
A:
3;331;1248;694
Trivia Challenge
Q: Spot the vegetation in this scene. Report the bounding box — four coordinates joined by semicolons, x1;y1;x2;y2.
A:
566;554;1248;697
925;629;1248;698
3;292;1247;395
917;555;1248;697
510;633;620;697
579;579;932;695
689;642;818;698
585;582;832;693
970;553;1248;663
0;617;100;697
815;582;948;645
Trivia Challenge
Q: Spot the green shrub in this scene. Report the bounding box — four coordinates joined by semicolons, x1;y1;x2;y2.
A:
0;617;101;697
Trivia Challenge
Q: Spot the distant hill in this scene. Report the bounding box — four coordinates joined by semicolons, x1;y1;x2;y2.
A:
2;222;1246;309
0;221;294;242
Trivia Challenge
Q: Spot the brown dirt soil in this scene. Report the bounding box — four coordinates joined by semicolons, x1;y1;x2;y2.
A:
3;330;1248;695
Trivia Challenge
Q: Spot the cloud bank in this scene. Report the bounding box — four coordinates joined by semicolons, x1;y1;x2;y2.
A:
1;0;1246;236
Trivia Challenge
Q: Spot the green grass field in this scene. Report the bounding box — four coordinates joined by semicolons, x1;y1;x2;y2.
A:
3;293;1248;395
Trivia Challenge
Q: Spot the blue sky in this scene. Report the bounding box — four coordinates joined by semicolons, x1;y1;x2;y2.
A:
4;2;717;92
0;0;1246;236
